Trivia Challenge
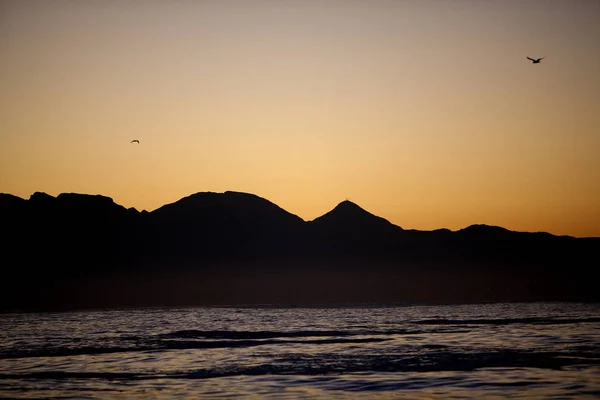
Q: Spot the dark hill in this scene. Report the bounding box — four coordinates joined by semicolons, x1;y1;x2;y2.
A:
309;200;401;233
150;191;304;231
306;200;403;259
1;190;598;311
139;191;307;263
0;193;26;208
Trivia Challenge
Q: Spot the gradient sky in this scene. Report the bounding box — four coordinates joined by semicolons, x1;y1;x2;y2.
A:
1;0;599;237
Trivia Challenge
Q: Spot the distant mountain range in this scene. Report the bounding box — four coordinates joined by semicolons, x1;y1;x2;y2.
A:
1;190;598;311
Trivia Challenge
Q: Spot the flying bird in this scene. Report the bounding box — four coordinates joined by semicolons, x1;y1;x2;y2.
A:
527;57;545;63
131;140;140;143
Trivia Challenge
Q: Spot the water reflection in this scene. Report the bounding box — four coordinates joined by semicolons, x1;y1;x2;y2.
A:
1;302;599;399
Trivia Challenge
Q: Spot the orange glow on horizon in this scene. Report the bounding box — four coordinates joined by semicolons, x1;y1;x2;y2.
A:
1;0;599;238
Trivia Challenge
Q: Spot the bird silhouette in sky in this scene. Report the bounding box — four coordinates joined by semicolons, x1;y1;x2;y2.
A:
131;139;140;143
527;57;545;63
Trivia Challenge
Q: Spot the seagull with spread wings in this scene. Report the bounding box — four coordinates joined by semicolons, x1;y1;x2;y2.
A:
131;139;140;144
527;57;545;63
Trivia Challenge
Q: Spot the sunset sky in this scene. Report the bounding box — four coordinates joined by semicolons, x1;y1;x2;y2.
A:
1;0;599;237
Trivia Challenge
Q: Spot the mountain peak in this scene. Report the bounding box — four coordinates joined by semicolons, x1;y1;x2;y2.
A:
459;224;512;236
334;199;362;210
310;199;402;232
151;190;305;226
29;192;55;202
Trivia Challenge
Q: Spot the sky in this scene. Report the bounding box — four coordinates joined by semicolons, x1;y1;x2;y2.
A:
1;0;599;237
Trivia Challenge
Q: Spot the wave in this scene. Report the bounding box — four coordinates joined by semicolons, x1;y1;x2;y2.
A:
1;350;599;380
2;318;594;360
158;329;417;340
0;337;390;360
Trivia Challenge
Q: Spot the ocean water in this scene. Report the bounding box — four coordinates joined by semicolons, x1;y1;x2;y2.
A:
1;302;599;399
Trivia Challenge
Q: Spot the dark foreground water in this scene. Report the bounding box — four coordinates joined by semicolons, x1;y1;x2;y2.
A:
1;302;599;399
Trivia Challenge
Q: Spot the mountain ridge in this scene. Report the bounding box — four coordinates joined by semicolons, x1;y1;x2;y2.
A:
0;190;590;238
1;190;598;311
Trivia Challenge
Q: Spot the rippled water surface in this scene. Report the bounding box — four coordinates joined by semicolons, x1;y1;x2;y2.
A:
1;302;600;399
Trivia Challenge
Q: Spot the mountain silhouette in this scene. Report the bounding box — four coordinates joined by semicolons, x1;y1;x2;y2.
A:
141;191;307;263
1;190;598;311
310;200;401;233
306;200;404;260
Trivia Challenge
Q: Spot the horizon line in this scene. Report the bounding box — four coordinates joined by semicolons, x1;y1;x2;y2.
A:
2;189;598;240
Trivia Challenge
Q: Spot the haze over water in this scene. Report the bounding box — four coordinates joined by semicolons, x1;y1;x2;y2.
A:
1;302;600;399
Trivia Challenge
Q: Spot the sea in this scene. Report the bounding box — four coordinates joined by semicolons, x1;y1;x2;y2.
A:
1;302;599;399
